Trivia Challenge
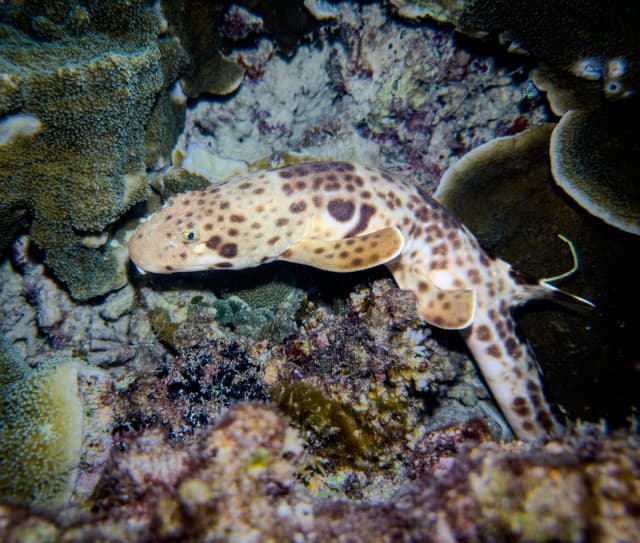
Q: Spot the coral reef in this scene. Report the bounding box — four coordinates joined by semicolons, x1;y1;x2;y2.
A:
531;65;601;116
436;124;557;251
268;278;505;469
161;0;319;100
94;403;305;542
173;2;541;188
455;0;640;235
118;275;503;454
0;1;638;540
160;1;244;98
135;275;305;353
0;1;188;299
0;338;113;508
211;281;306;342
0;401;638;541
533;66;640;235
458;0;640;99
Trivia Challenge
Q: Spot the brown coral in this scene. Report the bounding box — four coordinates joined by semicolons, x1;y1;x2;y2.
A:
0;3;188;299
550;105;640;235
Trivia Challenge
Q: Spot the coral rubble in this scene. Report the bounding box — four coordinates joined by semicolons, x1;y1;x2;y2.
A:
1;401;638;541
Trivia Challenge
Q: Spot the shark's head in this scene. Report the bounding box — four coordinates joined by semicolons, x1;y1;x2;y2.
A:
128;177;308;274
128;189;240;273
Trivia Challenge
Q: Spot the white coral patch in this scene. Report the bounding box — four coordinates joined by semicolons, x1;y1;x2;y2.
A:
182;142;248;181
0;113;42;146
572;57;604;80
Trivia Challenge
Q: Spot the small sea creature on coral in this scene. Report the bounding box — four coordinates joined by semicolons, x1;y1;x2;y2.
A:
129;161;592;441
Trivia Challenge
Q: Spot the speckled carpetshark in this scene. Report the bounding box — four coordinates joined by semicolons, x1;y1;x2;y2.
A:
129;161;591;441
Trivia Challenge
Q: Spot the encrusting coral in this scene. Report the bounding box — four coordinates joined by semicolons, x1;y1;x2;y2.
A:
0;338;113;508
0;1;188;299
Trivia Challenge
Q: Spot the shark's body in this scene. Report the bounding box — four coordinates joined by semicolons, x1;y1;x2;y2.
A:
129;161;589;440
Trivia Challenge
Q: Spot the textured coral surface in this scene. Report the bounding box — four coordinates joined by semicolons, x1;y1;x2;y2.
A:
0;1;187;299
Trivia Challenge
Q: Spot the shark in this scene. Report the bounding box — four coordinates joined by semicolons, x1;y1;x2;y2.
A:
129;161;592;441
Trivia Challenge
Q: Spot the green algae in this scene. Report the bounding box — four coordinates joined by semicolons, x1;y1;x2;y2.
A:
271;381;371;466
211;280;306;342
271;379;411;470
148;307;181;348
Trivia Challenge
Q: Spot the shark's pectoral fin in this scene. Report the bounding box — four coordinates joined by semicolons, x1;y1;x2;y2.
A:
278;226;405;272
387;263;476;329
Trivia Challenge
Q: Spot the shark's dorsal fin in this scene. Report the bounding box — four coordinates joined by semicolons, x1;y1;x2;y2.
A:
278;226;404;272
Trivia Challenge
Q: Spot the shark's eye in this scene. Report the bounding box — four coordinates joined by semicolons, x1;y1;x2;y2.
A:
181;230;200;243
